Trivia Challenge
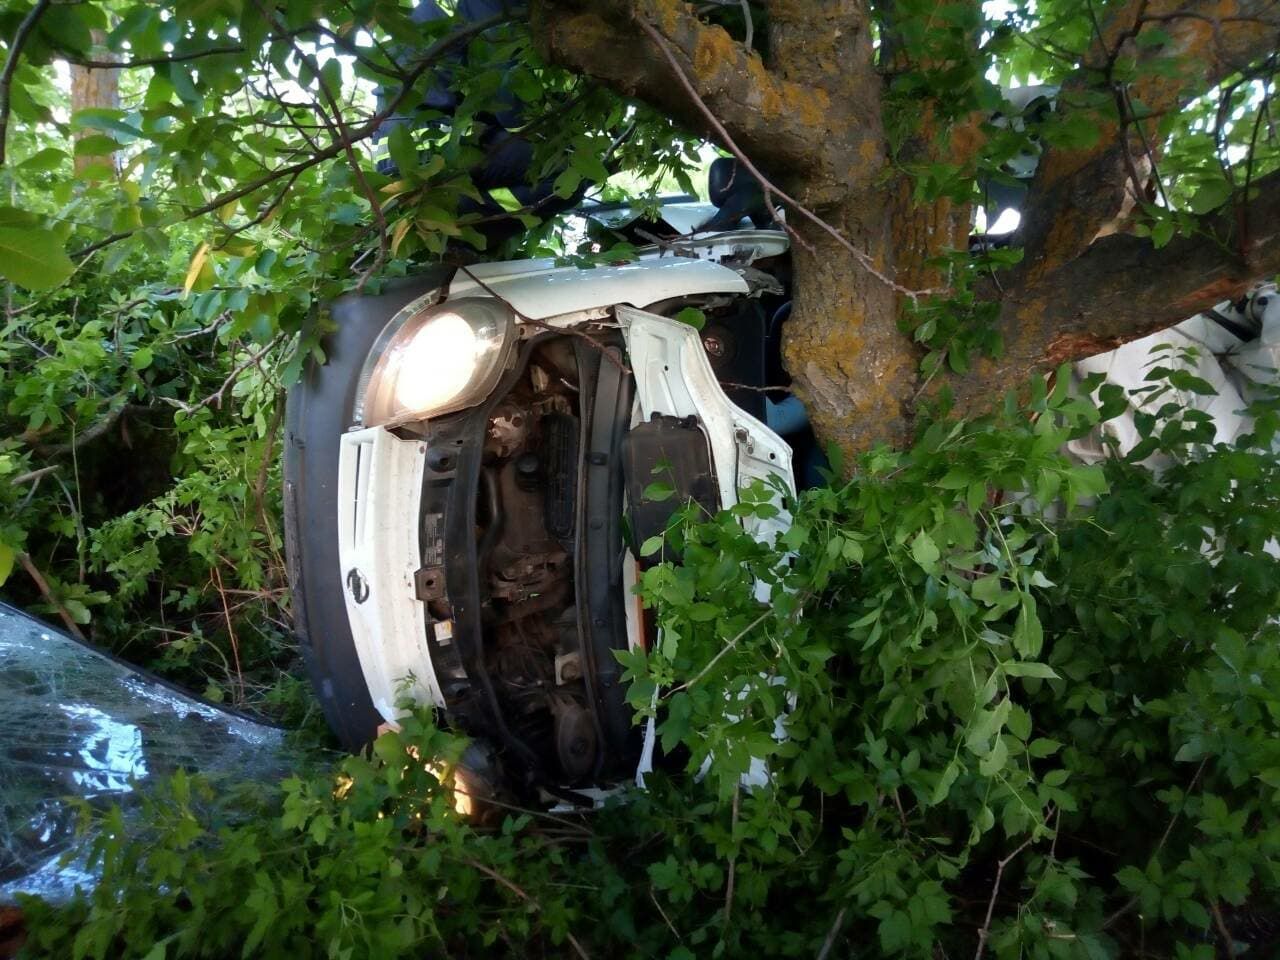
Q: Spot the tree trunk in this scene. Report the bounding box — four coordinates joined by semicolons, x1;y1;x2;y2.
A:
70;31;119;175
533;0;1280;462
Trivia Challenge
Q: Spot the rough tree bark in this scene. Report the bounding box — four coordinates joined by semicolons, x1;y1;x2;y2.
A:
531;0;1280;459
69;30;119;175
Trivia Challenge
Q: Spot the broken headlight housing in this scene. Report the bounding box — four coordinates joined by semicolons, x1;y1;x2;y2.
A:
359;297;515;428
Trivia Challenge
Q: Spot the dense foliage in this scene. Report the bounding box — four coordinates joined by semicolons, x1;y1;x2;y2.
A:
2;0;1279;957
0;0;1275;705
18;372;1280;958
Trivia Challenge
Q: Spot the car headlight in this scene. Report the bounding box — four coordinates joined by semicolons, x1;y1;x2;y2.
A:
359;297;515;428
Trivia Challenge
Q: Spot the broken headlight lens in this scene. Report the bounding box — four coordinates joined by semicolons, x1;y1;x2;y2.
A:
360;297;515;428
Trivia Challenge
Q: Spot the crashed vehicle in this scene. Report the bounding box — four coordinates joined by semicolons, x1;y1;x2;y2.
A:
284;157;1280;806
285;175;801;803
283;5;1279;800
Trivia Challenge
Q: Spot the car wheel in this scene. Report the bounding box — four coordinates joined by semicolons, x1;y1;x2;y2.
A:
283;270;451;750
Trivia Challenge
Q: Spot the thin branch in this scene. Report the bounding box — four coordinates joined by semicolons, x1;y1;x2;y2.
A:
61;44;246;69
973;836;1036;959
634;17;937;303
211;564;244;703
457;855;591;960
214;171;300;248
1240;59;1278;261
816;907;849;960
251;393;286;544
12;464;59;485
25;392;130;456
723;787;740;934
68;12;512;260
1103;758;1208;930
651;887;684;943
0;0;53;166
1210;900;1237;958
664;608;771;698
17;551;85;640
260;2;390;288
160;338;280;414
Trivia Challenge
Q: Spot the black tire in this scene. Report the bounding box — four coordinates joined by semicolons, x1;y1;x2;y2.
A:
284;271;452;751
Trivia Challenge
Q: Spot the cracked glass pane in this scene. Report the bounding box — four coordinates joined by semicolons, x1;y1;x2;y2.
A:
0;604;288;902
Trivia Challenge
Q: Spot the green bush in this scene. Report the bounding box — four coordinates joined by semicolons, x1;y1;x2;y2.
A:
20;372;1280;959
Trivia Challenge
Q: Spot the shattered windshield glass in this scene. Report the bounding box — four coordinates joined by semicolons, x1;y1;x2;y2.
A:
0;604;289;902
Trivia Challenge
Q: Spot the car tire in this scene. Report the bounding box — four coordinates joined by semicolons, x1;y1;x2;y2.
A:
284;270;451;751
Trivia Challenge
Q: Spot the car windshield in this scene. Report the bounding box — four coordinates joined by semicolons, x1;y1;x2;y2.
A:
0;604;291;902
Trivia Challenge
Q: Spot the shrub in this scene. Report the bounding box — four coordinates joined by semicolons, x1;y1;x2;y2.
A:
20;372;1280;959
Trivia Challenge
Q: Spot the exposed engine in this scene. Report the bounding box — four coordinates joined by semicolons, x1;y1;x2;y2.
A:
474;337;599;784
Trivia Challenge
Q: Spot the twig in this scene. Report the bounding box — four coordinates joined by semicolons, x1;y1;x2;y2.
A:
1240;57;1278;262
973;836;1036;959
718;381;792;394
723;787;740;933
62;44;246;70
739;0;754;49
251;394;286;544
69;13;512;260
1103;757;1208;929
0;0;52;166
25;392;130;456
12;464;59;485
664;608;771;698
816;907;849;960
458;855;591;960
211;564;244;703
261;2;390;288
635;17;938;303
214;171;300;248
160;338;280;413
1209;900;1237;958
651;886;684;942
16;551;85;640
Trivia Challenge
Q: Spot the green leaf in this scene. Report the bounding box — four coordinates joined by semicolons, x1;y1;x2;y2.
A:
910;531;940;572
0;226;75;291
552;167;583;199
1188;178;1232;215
673;307;705;330
878;909;912;953
979;736;1009;776
1028;738;1062;758
1181;900;1210;928
18;147;69;173
388;124;418;177
1012;598;1044;658
0;542;13;587
643;481;675;502
639;535;663;557
930;760;960;805
1003;661;1058;679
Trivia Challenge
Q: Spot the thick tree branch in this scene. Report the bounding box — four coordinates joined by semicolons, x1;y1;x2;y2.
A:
530;0;871;188
1019;0;1280;275
636;17;931;299
952;168;1280;413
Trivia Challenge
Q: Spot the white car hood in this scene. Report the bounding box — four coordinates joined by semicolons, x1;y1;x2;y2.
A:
446;253;748;319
